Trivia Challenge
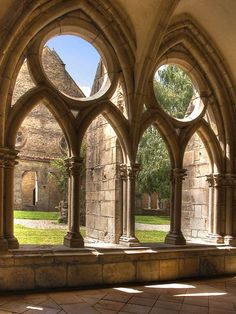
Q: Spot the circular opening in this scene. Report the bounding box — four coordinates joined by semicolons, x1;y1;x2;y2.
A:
42;34;107;98
15;129;26;148
154;65;202;120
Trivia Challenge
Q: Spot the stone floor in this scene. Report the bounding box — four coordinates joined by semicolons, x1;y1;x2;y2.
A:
0;276;236;313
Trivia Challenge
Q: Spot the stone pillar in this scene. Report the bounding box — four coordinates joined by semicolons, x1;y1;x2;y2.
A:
120;163;140;246
0;151;7;251
165;168;187;245
206;174;224;243
64;157;84;248
4;149;19;249
119;164;127;242
223;174;236;245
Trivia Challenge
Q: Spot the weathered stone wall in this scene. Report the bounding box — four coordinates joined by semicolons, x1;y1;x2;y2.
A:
182;133;210;240
85;115;122;243
13;47;83;211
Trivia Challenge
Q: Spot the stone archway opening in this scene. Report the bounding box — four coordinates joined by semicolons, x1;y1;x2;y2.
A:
135;125;171;243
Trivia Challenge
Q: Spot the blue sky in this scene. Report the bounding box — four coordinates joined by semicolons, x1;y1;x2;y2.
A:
47;35;100;96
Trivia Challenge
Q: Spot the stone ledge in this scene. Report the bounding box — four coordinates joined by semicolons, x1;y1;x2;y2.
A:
0;244;235;291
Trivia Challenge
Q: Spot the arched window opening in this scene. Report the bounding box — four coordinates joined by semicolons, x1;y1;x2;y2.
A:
135;125;171;243
182;132;211;243
14;104;69;245
43;35;105;98
154;65;202;120
84;114;123;244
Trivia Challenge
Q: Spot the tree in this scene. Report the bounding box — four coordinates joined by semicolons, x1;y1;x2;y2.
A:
137;65;194;203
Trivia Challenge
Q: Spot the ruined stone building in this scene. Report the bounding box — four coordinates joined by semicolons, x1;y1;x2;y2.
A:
0;0;236;292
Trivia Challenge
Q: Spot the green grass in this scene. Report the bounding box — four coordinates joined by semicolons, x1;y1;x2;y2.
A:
14;224;166;245
14;224;85;245
136;230;167;243
14;210;59;220
135;215;170;225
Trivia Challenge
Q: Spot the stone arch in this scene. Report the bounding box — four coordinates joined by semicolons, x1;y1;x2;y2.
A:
155;16;236;173
6;87;77;156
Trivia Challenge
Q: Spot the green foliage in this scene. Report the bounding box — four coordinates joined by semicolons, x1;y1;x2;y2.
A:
137;126;170;199
49;156;68;199
14;210;59;220
154;65;194;119
135;215;170;225
137;65;194;199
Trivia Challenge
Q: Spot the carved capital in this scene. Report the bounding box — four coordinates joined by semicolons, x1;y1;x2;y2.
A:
206;173;224;188
3;148;19;168
65;157;83;176
119;163;127;180
171;168;187;182
127;163;140;179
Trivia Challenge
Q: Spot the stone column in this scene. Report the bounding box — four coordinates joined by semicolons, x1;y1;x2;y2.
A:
119;164;127;242
223;174;236;245
64;157;84;248
120;163;140;246
165;168;187;245
4;149;19;249
0;151;7;251
206;174;224;243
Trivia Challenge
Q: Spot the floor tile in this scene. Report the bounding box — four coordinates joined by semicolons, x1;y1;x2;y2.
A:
120;303;151;314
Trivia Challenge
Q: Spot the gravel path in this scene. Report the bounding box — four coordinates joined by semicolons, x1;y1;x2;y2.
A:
14;219;169;231
14;219;67;229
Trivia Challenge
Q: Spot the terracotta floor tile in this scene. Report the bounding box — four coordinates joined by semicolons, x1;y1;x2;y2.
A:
94;299;125;311
24;306;61;314
183;296;208;307
61;302;99;314
158;294;184;303
38;299;61;310
149;308;179;314
128;295;156;306
0;301;30;313
103;292;131;303
180;304;208;313
49;292;83;305
154;300;182;310
209;300;235;310
120;303;151;314
209;309;236;314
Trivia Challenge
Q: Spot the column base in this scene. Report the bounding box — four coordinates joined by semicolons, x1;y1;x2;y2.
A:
224;235;236;246
64;232;84;248
165;232;186;245
119;235;140;247
6;236;19;249
0;237;8;251
206;233;224;244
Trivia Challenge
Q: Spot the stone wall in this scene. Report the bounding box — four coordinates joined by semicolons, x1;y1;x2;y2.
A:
85;115;122;243
182;133;210;240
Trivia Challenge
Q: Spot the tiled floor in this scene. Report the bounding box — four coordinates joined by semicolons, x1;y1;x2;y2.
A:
0;276;236;313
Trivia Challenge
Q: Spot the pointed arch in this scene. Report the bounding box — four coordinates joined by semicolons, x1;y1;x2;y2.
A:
6;86;78;155
77;101;130;163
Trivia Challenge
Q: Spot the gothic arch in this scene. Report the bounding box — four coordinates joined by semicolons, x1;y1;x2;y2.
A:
6;87;77;155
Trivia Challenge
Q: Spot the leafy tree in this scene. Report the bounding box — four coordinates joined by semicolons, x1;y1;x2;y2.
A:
154;65;194;119
49;156;68;200
137;65;194;201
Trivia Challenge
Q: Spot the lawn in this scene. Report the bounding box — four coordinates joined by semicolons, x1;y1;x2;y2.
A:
14;210;59;220
135;215;170;225
14;224;167;245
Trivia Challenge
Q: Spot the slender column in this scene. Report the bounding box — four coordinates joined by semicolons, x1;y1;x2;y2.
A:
119;164;127;242
206;174;224;243
165;168;187;245
120;163;140;246
4;149;19;249
64;157;84;248
0;151;7;251
206;175;214;235
223;174;236;245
